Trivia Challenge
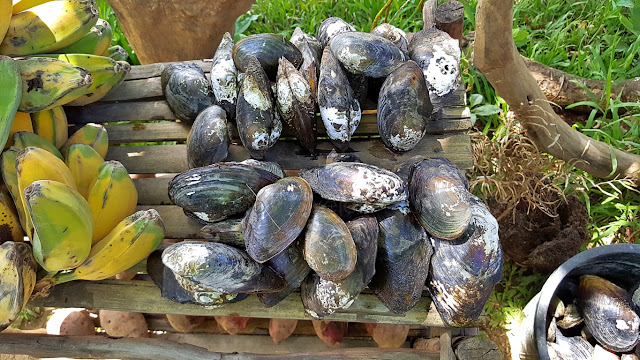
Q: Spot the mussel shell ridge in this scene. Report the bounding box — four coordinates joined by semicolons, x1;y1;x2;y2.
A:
303;205;357;281
243;177;314;263
427;197;503;326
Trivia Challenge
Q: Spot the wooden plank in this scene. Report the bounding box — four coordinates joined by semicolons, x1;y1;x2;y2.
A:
106;134;473;174
101;113;468;144
126;60;212;80
135;205;202;239
134;178;174;205
0;333;439;359
31;280;446;327
65;100;175;124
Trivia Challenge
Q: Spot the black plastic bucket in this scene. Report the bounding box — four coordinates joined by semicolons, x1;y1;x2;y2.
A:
514;243;640;360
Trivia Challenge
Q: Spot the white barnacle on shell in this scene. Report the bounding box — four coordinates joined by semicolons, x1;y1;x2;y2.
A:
243;75;271;111
424;44;461;97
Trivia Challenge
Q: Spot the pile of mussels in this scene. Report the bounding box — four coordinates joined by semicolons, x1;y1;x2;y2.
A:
160;17;461;162
162;154;503;327
546;275;640;359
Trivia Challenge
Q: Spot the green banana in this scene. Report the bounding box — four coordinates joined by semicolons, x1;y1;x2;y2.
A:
0;241;37;331
87;161;137;244
13;131;63;159
0;56;21;151
15;57;93;112
51;209;165;284
66;60;130;106
107;45;128;62
54;19;112;55
30;106;68;149
0;0;99;56
65;143;104;200
24;180;92;271
1;147;26;230
60;123;108;159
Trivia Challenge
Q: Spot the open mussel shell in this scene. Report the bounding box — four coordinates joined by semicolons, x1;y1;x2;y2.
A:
369;209;433;314
200;218;244;249
162;63;214;124
147;250;248;306
236;56;282;160
186;105;229;168
577;274;640;352
258;240;311;307
299;162;407;211
427;196;503;327
167;162;281;224
290;27;322;61
317;47;361;152
371;23;409;57
556;303;583;329
301;216;378;318
303;205;357;282
233;33;302;80
408;28;461;109
378;61;433;153
210;32;237;121
276;57;317;155
408;157;471;240
243;177;313;263
330;32;406;78
317;17;355;48
162;241;285;294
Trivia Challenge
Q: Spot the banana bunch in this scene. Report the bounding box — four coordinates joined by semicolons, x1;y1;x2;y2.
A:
0;241;38;331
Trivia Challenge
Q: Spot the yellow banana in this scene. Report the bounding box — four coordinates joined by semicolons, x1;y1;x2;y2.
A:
0;241;37;331
53;19;112;55
16;146;77;240
0;56;21;151
107;45;128;62
87;160;137;244
51;209;165;283
60;123;108;159
0;0;99;55
1;0;11;42
30;106;68;149
6;112;33;148
11;0;54;14
64;143;103;200
13;131;63;159
1;147;26;230
66;60;130;106
23;180;92;271
0;189;24;243
15;57;93;112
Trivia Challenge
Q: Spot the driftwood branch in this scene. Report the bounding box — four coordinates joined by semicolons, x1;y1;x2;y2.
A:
0;333;439;360
474;0;640;182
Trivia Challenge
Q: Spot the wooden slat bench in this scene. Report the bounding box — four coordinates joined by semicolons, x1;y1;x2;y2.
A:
16;59;473;358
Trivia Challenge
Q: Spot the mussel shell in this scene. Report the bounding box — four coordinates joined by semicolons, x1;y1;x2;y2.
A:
556;303;583;329
297;40;320;100
346;72;368;107
303;205;357;282
317;17;355;48
408;157;471;240
547;328;594;360
317;47;361;152
369;209;433;314
167;162;281;224
163;64;214;124
371;23;409;57
330;32;406;78
326;151;362;164
258;240;311;307
162;241;285;294
408;28;461;108
243;177;314;263
378;61;432;153
238;159;285;178
186;105;229;168
290;27;322;61
427;196;503;326
299;162;407;209
210;32;237;121
173;273;249;307
394;155;427;182
233;33;303;81
276;57;317;155
301;216;378;318
578;274;640;352
200;218;244;249
147;250;248;306
236;56;282;160
161;62;202;91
